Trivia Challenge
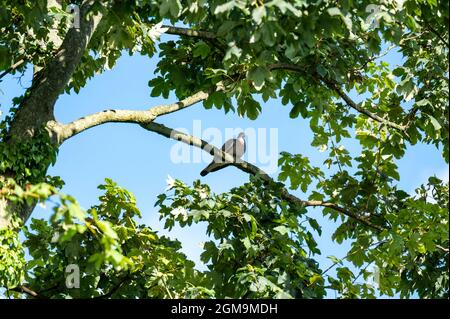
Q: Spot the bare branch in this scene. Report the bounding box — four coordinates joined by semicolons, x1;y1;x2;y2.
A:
57;89;213;142
9;285;48;299
142;122;385;232
322;240;387;276
163;25;217;40
278;189;384;231
268;63;307;73
0;59;25;81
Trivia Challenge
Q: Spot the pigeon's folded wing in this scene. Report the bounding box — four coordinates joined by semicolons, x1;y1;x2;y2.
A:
201;136;245;176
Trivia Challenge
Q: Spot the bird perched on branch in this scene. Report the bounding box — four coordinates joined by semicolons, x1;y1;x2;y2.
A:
200;132;246;176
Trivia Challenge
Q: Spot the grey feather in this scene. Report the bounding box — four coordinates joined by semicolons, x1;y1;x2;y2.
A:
200;132;246;176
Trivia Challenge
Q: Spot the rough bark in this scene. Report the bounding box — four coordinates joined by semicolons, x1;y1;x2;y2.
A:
9;1;102;138
32;0;65;76
0;0;104;229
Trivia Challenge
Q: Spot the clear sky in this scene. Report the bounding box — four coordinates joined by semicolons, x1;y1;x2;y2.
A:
1;35;448;298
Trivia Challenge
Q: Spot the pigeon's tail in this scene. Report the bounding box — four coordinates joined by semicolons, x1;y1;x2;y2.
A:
200;162;214;177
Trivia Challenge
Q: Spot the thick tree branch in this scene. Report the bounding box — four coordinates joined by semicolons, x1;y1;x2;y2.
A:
141;122;384;231
32;0;64;76
56;89;214;143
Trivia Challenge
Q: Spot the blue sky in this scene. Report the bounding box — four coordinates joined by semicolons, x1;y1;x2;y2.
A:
0;36;448;297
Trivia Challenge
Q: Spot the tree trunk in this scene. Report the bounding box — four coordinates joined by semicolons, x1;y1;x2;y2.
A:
0;0;103;229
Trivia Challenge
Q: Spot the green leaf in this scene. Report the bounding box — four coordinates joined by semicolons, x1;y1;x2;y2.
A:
252;6;266;24
327;7;342;16
215;1;235;14
248;67;268;91
309;274;323;285
273;225;289;235
242;237;252;250
392;67;405;77
193;41;211;59
316;65;328;77
428;114;442;131
224;43;242;60
308;218;322;236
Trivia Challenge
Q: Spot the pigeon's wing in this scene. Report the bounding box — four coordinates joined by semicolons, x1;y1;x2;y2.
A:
222;138;237;155
200;137;244;176
222;137;245;158
212;138;236;160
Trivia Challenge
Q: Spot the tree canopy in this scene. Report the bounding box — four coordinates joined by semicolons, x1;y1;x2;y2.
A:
0;0;448;299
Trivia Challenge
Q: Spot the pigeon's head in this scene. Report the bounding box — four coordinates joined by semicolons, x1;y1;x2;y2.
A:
237;132;246;139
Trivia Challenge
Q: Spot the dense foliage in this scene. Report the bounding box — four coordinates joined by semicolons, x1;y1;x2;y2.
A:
0;0;448;298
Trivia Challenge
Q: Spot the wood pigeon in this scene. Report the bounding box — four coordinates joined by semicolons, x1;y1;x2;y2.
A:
200;132;246;176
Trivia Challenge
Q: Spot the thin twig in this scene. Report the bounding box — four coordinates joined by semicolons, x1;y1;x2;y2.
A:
269;63;407;132
94;274;131;299
0;59;25;81
424;24;449;48
322;240;387;276
9;285;48;299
